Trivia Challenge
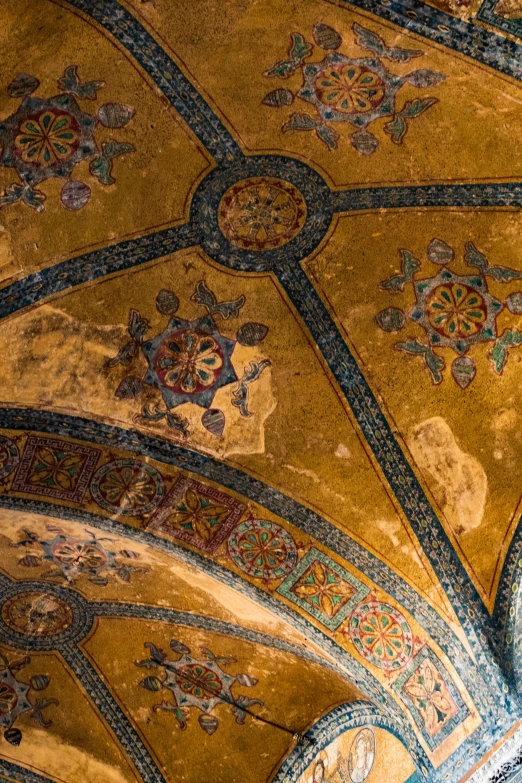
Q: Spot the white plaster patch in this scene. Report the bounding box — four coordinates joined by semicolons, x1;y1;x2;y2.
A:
408;416;487;535
335;443;352;460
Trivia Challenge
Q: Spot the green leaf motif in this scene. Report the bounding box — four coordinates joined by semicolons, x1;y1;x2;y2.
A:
384;114;407;145
315;123;339;150
90;140;134;185
396;339;445;384
282;113;317;132
385;98;438;144
380;249;420;293
400;97;439;118
289;33;313;61
264;32;313;78
0;182;46;212
465;241;521;282
489;328;522;374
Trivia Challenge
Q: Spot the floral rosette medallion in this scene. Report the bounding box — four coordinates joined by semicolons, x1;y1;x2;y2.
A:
262;22;446;154
376;238;522;387
136;637;263;734
0;66;135;212
227;518;298;580
107;280;271;439
348;601;414;672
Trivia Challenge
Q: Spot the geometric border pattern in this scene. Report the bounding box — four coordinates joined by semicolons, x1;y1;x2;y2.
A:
392;646;470;750
11;435;99;502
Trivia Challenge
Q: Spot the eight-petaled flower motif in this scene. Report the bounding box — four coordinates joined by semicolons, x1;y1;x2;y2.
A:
314;65;385;114
14;110;80;166
156;329;224;394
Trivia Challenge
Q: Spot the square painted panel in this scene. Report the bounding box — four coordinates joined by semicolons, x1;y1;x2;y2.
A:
392;645;469;750
11;436;100;503
148;475;247;553
277;547;369;630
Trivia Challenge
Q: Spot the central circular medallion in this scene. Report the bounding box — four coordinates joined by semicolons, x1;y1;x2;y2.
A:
2;591;73;636
176;664;222;698
314;65;385;114
426;283;487;340
218;177;307;250
14;109;81;167
154;328;224;394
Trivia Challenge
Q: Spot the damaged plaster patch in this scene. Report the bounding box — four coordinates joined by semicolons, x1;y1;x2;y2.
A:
376;519;423;568
408;416;487;535
335;443;351;460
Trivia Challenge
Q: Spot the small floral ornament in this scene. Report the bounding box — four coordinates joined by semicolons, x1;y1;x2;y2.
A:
135;639;263;734
0;65;135;212
262;22;446;154
376;238;522;387
107;281;271;438
0;653;57;731
12;524;147;586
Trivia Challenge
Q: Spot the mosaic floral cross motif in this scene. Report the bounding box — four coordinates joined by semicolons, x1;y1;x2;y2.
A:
262;22;446;154
107;281;270;438
11;435;99;503
149;475;246;554
136;638;262;734
376;238;522;387
403;657;458;736
0;652;57;731
277;548;370;630
12;525;147;586
0;66;135;212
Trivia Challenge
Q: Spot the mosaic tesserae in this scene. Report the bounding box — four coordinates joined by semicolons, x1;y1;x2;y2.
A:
0;0;521;781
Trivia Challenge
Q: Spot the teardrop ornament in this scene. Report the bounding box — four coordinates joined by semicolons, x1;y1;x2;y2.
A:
4;728;22;746
313;23;342;49
507;293;522;314
170;639;191;654
452;356;476;389
351;129;379;156
97;103;136;128
30;675;50;691
375;307;405;332
427;238;455;265
202;409;225;437
156;289;180;315
199;714;219;735
262;88;294;107
60;180;91;211
115;376;143;399
19;554;41;567
8;73;39;97
237;322;269;346
140;676;163;692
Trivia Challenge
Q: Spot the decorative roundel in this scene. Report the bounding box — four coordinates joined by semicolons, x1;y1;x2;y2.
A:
347;728;375;783
90;459;165;516
190;154;333;273
349;601;413;671
2;591;73;636
0;435;19;480
227;518;298;580
218;177;307;251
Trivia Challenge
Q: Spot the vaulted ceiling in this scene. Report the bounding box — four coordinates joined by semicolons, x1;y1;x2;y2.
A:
0;1;521;782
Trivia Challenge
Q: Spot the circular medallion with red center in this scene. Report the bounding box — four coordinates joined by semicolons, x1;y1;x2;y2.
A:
154;329;224;394
14;109;81;167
